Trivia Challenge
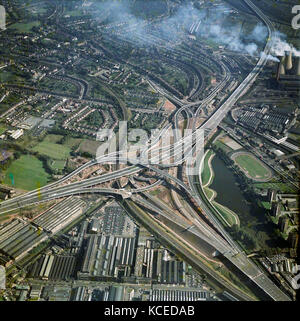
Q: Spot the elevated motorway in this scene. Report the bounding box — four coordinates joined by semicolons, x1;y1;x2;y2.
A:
0;0;291;301
0;164;139;214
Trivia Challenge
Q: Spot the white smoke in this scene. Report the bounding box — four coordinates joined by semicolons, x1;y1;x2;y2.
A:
270;31;300;57
244;43;258;56
248;24;268;43
260;52;280;62
87;0;299;61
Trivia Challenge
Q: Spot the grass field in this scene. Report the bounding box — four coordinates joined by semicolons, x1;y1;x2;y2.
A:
79;139;101;156
32;141;71;160
0;125;7;135
64;10;82;17
4;155;50;190
0;71;15;83
50;160;66;170
233;153;271;180
64;137;82;148
9;21;41;33
44;134;64;143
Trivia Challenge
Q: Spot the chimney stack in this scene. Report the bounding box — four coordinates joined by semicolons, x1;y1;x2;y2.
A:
285;51;293;70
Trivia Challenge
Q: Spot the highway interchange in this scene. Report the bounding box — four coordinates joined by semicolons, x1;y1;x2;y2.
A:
0;0;292;301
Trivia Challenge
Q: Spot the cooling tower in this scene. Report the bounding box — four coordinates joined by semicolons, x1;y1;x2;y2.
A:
296;56;300;76
285;51;293;70
279;63;285;75
277;56;285;76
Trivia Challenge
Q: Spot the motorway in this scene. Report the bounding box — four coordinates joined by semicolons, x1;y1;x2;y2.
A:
0;0;292;301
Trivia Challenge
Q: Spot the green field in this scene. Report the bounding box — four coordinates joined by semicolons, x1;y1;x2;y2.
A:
50;160;66;170
64;10;82;17
9;21;41;33
79;139;101;156
64;137;82;148
50;159;66;170
0;71;15;83
4;155;50;190
233;154;271;180
32;141;71;159
0;125;7;135
44;134;64;143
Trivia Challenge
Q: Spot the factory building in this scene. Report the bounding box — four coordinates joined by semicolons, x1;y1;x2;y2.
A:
29;254;76;281
72;286;87;301
0;219;48;263
107;286;124;301
135;243;186;285
79;234;137;280
8;129;24;140
150;289;209;301
33;197;86;233
29;285;42;300
71;286;124;301
233;105;294;135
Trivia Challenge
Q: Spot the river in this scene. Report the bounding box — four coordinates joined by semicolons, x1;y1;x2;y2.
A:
210;155;251;217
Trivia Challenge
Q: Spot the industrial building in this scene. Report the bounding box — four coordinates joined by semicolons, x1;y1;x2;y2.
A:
29;254;76;281
73;220;88;252
72;286;88;301
135;241;186;285
232;105;295;135
0;219;48;262
33;197;86;233
8;129;24;140
71;286;123;301
79;234;137;279
149;289;209;301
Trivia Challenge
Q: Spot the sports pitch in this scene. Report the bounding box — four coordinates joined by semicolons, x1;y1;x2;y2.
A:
232;153;272;181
